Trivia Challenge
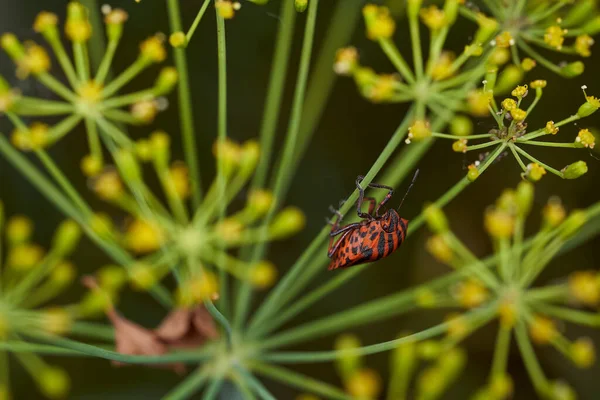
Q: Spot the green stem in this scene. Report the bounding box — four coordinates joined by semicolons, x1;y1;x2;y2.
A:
490;325;512;379
36;73;78;102
215;11;230;318
530;303;600;327
408;6;424;79
101;57;149;98
512;145;563;177
162;367;209;400
95;38;120;85
73;41;90;82
260;307;495;361
204;299;232;349
203;377;224;400
249;362;352;400
185;0;212;44
69;322;115;341
235;367;277;400
514;321;550;397
167;0;203;208
235;0;320;330
250;0;296;190
518;141;577;148
465;140;502;152
517;39;562;76
44;35;80;88
379;38;416;83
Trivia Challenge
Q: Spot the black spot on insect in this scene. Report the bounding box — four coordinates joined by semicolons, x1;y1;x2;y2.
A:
369;232;378;240
377;231;386;258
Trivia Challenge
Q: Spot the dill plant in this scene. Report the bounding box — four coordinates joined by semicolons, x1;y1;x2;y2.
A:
0;0;598;399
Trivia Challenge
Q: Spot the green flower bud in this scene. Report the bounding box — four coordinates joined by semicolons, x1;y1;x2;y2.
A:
560;61;584;78
582;16;600;35
33;12;59;41
154;67;178;95
270;207;306;237
295;0;308;12
449;115;473;136
438;347;466;375
389;333;417;399
443;0;460;25
1;33;25;61
424;203;449;233
494;65;524;95
407;0;423;20
39;367;70;399
169;32;186;48
105;9;128;41
547;380;576;400
560;210;587;239
474;14;498;44
239;140;260;175
561;161;588;179
334;334;362;381
516;180;534;217
52;220;81;256
577;94;600;118
150;131;171;167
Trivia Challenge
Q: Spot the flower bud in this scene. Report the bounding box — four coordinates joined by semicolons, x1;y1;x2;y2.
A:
362;5;395;40
408;120;431;141
39;367;70;399
454;279;489;308
494;65;523;95
41;308;72;335
135;139;153;162
543;197;566;228
570;337;595;368
270;207;306;237
124;219;163;254
81;154;103;177
140;36;166;63
334;334;362;381
467;164;479;182
420;6;447;31
568;271;600;307
154;67;178;95
6;215;33;244
169;32;186;48
426;235;453;263
295;0;308;12
7;244;43;270
467;90;490;116
333;47;358;76
484;208;514;238
34;12;59;40
65;2;92;42
560;210;587;239
452;139;467;153
561;161;588;179
215;0;241;19
418;340;442;359
97;265;128;292
51;261;76;286
249;261;278;289
105;9;128;41
515;181;534;217
52;220;81;256
239;140;260;175
577;94;600;118
423;203;449;233
524;162;546;182
415;288;437;308
530;79;547;90
560;61;584;78
574;128;596;149
346;368;382;400
131;100;158;124
490;374;513;399
521;58;536;71
407;0;423;20
449;115;472;136
548;381;576;400
247;190;274;217
150;131;171;167
528;315;557;345
129;263;157;290
474;14;498;44
0;33;25;61
89;213;115;239
213;138;241;176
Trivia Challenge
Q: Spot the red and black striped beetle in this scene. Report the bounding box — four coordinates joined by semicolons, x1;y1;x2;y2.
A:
327;171;418;270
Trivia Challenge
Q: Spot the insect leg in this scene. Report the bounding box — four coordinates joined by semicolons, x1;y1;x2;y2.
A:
355;175;373;219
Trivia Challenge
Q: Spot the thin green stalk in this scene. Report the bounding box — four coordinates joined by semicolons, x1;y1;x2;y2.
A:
33;334;214;364
531;303;600;327
490;325;512;379
260;307;495;361
509;143;528;172
186;0;212;44
408;5;424;78
249;362;352;400
204;299;232;349
96;117;134;147
514;321;550;397
101;57;148;97
81;0;108;70
215;11;230;318
73;41;90;82
235;0;320;330
250;0;296;190
95;38;121;85
36;73;78;102
465;140;502;152
84;117;103;162
45;114;83;143
379;38;416;83
512;145;563;177
517;40;562;75
69;322;115;341
203;377;224;400
518;141;577;148
100;88;155;108
235;367;277;400
163;367;210;400
166;0;203;208
44;34;80;89
0;341;101;356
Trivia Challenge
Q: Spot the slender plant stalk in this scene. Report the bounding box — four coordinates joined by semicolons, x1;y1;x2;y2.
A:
163;367;210;400
166;0;203;208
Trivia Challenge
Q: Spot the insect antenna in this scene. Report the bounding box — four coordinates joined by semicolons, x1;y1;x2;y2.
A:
397;169;420;210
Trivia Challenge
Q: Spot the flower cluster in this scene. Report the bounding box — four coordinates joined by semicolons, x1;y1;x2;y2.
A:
0;204;83;399
0;3;177;175
406;81;597;182
88;135;305;303
421;181;598;398
464;0;600;78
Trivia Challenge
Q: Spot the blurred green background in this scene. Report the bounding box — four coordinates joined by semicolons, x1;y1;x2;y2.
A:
1;0;600;398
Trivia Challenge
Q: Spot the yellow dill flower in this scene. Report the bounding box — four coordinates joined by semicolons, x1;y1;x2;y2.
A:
215;218;244;242
501;98;517;111
77;80;103;104
543;197;566;227
568;271;600;307
19;43;51;78
6;215;33;243
426;235;453;263
494;31;514;48
484;209;515;238
7;244;44;270
80;155;103;177
445;313;469;338
270;207;306;237
575;34;594;57
530;80;547;89
489;47;510;65
511;85;528;98
415;288;437;308
65;2;91;42
41;308;72;335
168;162;191;199
366;74;398;102
570;337;596;368
544;121;559;135
454;279;489;308
128;263;157;290
510;108;527;121
333;47;359;76
169;32;186;48
467;90;490;116
544;25;566;50
430;51;455;81
124;219;164;254
345;368;382;400
528;315;557;345
215;0;242;19
420;6;447;30
498;300;518;328
249;261;278;289
362;4;395;40
524;162;546;182
140;35;166;63
574;128;596;149
131;99;158;123
407;120;432;141
93;169;124;201
521;57;536;71
247;189;274;217
33;12;58;33
452;139;467;153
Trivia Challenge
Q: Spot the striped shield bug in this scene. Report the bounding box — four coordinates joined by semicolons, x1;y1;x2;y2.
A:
327;171;419;270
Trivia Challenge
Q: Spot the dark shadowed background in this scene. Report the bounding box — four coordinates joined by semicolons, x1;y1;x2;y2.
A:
1;0;600;398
